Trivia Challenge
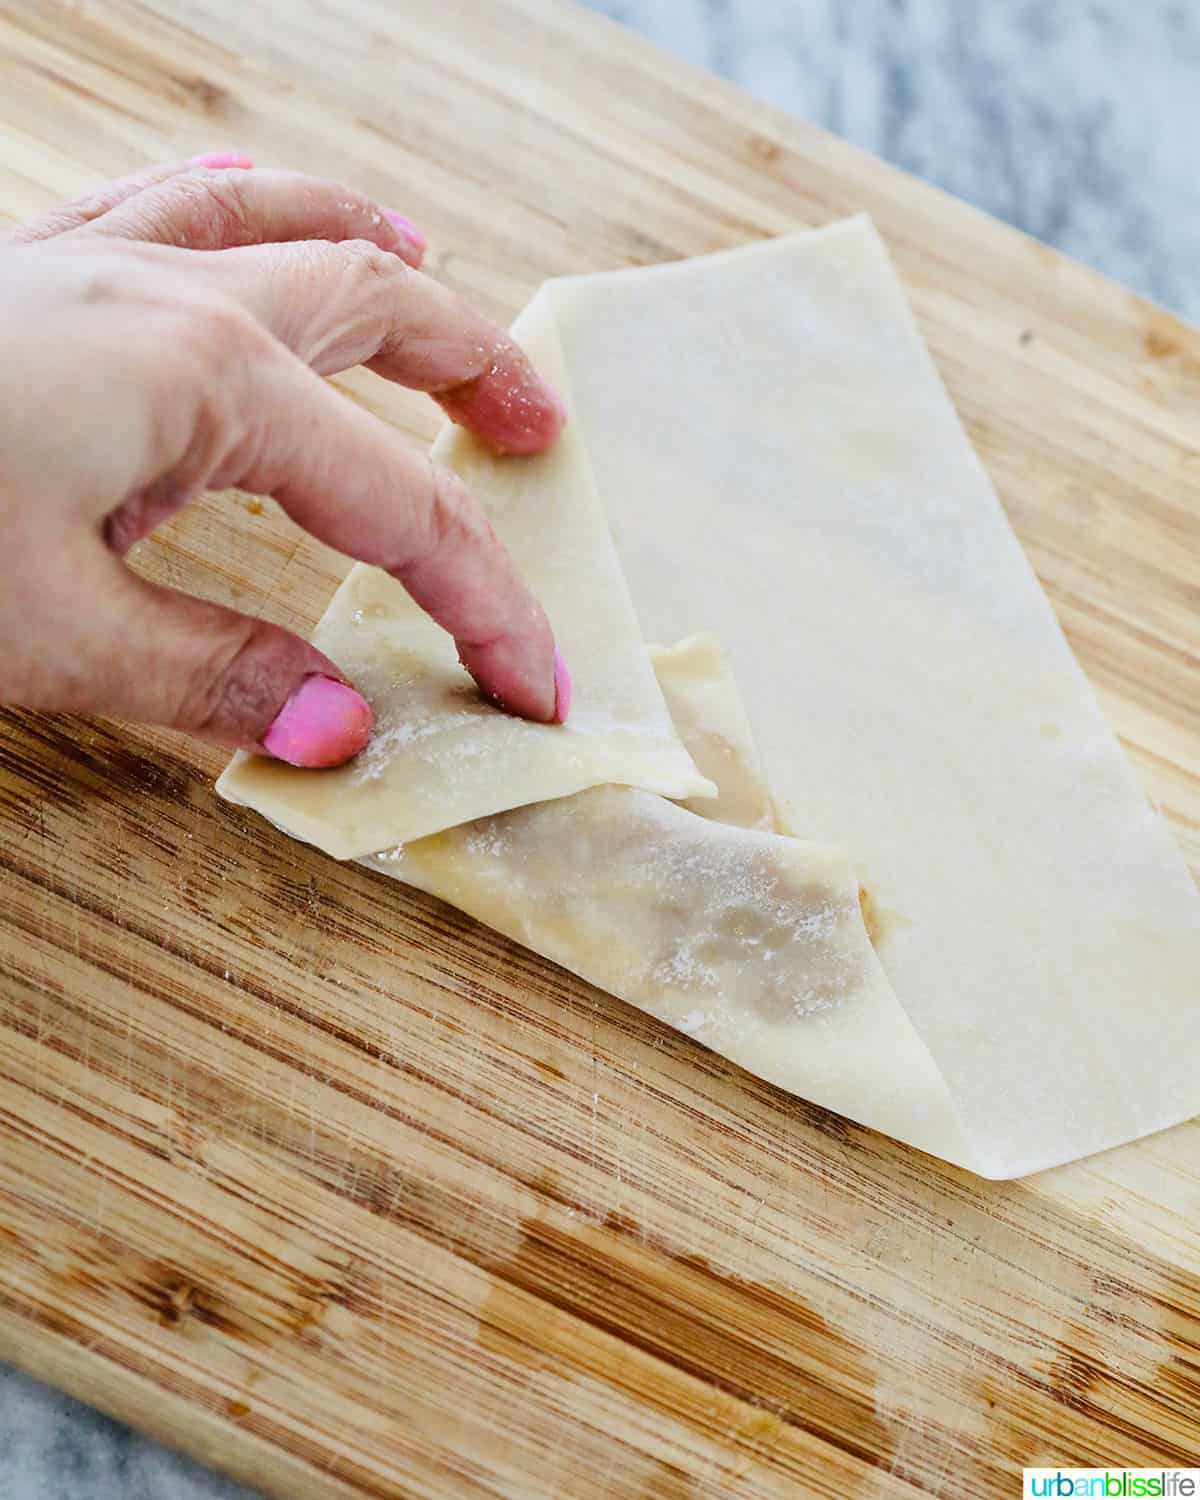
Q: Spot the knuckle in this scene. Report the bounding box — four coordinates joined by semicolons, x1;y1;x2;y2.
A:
182;618;309;742
338;236;407;290
382;460;477;576
168;172;259;248
427;463;489;551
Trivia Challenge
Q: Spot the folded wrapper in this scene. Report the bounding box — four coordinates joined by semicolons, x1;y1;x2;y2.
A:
219;218;1200;1179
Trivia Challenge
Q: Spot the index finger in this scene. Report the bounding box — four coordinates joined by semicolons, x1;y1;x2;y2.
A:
225;335;565;724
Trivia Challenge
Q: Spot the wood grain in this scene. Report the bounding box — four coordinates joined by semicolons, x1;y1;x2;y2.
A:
1;2;1198;1496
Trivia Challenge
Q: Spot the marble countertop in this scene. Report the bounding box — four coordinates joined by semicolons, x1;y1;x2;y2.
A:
3;2;1196;1497
593;0;1200;320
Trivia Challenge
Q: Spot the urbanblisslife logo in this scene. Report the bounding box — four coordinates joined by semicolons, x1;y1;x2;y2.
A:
1024;1473;1200;1498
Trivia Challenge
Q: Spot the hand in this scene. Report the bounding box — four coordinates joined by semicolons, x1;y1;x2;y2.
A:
0;153;570;769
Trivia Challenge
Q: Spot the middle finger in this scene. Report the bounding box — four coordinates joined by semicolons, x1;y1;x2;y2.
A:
195;236;565;455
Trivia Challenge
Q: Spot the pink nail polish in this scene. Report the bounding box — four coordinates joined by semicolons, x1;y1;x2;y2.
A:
189;151;254;169
553;649;571;724
382;209;426;254
261;675;372;768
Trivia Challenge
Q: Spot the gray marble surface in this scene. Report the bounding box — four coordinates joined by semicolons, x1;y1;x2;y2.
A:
3;3;1196;1498
593;0;1200;319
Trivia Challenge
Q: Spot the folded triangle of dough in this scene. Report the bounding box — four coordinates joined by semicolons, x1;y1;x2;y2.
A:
368;634;975;1171
216;289;715;860
219;218;1200;1179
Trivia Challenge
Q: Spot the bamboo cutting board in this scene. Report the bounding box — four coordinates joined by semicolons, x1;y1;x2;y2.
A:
1;2;1198;1496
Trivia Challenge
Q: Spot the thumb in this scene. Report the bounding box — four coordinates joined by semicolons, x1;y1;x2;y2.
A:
107;570;372;767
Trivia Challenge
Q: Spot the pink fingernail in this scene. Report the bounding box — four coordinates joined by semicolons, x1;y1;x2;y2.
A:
553;649;571;724
261;675;372;769
382;209;426;254
450;369;568;457
189;151;254;169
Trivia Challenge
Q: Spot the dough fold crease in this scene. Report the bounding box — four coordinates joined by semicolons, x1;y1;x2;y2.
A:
220;217;1200;1179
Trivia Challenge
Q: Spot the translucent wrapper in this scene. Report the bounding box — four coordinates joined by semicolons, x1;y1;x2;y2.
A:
220;218;1200;1178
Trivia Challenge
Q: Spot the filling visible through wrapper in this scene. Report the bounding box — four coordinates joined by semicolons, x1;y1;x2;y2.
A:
219;217;1200;1179
365;633;973;1170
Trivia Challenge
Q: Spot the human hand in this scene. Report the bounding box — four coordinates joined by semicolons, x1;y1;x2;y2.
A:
0;154;570;768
